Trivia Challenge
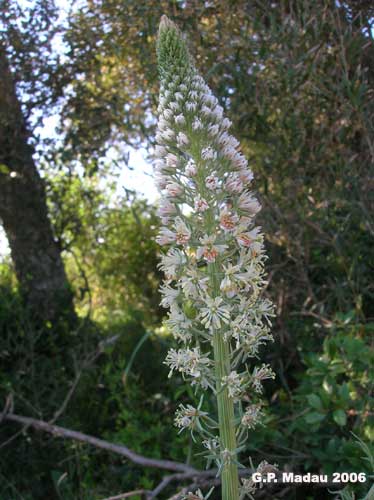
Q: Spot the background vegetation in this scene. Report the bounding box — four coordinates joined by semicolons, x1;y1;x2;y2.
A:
0;1;372;499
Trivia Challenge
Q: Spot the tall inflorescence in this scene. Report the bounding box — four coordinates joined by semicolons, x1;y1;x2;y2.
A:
155;16;275;500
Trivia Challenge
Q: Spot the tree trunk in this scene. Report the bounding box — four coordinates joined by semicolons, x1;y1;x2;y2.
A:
0;47;75;323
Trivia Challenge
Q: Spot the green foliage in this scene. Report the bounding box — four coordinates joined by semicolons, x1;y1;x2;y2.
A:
46;169;162;326
288;315;372;473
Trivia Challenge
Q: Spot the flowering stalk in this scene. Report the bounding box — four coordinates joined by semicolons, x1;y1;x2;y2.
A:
155;16;275;500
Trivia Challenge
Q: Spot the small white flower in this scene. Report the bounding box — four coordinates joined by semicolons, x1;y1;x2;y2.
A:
192;118;203;130
174;217;191;245
221;117;232;129
166;182;183;198
222;371;243;400
201;146;217;161
185;159;197;176
158;248;186;278
241;404;263;429
201;105;212;117
177;131;189;148
225;173;244;193
154;172;168;190
220;274;237;298
175;114;186;125
235;227;262;249
181;267;209;298
194;196;209;212
219;207;238;232
252;364;275;393
174;403;208;431
237;191;261;215
156;227;176;246
155;145;167;158
165;347;211;381
200;296;231;329
205;175;219;191
182;489;205;500
162;108;173;120
160;283;179;308
165;153;179;168
239;167;254;184
186;101;197;112
169;101;179;111
208;124;220;137
232;152;248;169
202;93;218;108
196;235;227;263
212;105;223;120
157;199;176;218
189;90;199;100
161;128;175;141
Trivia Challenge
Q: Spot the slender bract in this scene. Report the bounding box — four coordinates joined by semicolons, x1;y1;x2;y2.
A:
155;16;275;500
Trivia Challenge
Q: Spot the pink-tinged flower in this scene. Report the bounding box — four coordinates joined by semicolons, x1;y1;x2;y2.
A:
219;207;239;232
239;168;254;184
155;145;167;158
194;196;209;213
235;227;261;248
222;145;238;161
175;217;191;245
225;173;244;194
154;172;168;190
157;199;177;218
197;235;227;263
166;182;183;198
206;175;219;191
166;153;179;168
237;191;261;215
156;227;176;246
232;152;248;169
185;159;197;177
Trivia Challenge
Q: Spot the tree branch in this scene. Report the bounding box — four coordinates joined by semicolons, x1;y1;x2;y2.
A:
2;409;345;499
3;412;196;474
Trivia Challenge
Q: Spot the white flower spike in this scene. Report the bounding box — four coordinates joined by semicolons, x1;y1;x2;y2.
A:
155;16;275;500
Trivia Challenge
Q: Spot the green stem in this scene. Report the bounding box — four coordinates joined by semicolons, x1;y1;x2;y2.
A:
209;261;239;500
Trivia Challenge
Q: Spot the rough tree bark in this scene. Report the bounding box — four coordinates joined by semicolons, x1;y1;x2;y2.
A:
0;46;74;323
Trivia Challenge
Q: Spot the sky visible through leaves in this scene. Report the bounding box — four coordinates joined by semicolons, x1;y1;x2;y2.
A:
0;0;158;256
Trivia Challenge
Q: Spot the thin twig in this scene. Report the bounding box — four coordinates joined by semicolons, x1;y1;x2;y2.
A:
101;490;149;500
